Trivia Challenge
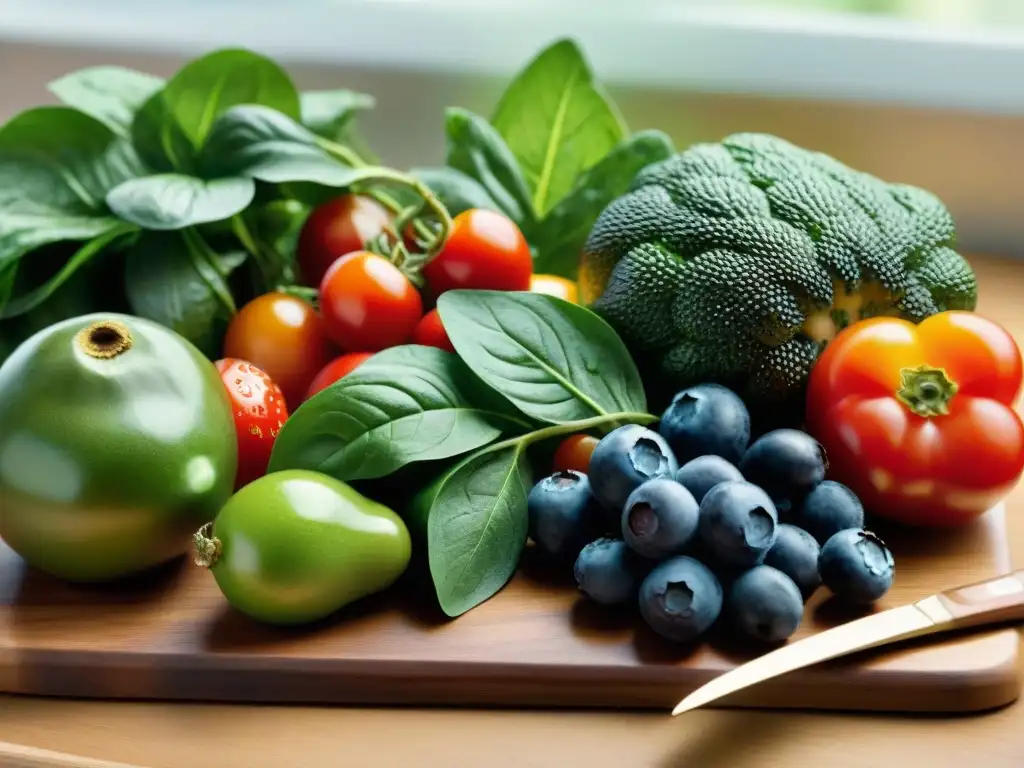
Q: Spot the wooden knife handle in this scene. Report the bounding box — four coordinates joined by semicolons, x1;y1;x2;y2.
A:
933;569;1024;628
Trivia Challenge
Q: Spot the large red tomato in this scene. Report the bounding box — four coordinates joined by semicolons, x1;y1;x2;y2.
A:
411;309;455;353
214;359;289;489
223;292;334;410
805;311;1024;527
295;194;394;286
306;352;375;400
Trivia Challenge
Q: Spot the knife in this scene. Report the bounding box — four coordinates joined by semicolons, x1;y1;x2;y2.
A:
671;569;1024;716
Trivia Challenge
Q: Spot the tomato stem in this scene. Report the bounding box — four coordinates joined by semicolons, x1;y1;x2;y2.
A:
896;364;959;417
192;522;222;569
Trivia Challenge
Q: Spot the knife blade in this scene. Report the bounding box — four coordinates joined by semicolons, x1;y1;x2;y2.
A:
672;569;1024;716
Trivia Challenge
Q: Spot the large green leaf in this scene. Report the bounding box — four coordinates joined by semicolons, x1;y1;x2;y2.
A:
48;66;165;138
300;89;375;139
410;166;501;218
106;173;255;230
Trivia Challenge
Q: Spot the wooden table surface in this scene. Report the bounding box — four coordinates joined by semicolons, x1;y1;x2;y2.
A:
2;255;1024;768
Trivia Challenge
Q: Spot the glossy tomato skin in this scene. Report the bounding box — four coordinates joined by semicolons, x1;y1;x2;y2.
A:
411;309;455;353
223;292;334;411
530;274;579;304
423;209;532;296
295;194;394;287
805;311;1024;527
553;434;601;474
319;251;423;353
215;359;289;489
306;352;375;400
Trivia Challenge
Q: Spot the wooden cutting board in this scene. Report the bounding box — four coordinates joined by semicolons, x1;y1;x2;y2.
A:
0;503;1017;713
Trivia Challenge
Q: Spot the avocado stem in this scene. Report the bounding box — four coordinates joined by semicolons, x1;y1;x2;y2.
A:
896;364;958;417
76;320;133;359
192;522;222;569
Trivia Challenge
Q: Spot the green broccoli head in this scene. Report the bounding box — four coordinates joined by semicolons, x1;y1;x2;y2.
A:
580;132;977;403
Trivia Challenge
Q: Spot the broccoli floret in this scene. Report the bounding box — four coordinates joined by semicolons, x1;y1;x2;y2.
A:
581;133;977;403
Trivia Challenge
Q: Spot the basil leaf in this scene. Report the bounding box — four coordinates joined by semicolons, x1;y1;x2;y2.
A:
201;105;371;187
300;89;375;140
411;166;501;218
531;130;675;278
437;290;647;423
0;106;145;270
444;108;536;232
268;345;529;481
426;443;532;617
490;38;627;217
132;91;196;173
106;174;255;230
48;66;165;138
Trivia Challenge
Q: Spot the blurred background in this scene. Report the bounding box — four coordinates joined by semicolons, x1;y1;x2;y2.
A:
1;0;1023;258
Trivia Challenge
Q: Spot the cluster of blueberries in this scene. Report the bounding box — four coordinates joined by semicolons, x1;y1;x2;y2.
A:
527;383;896;645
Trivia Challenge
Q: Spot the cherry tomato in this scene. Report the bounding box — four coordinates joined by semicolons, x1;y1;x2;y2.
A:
319;250;423;352
411;309;455;353
306;352;375;400
295;194;394;287
553;434;600;474
422;208;532;296
223;292;334;410
530;274;579;303
806;311;1024;527
215;359;289;489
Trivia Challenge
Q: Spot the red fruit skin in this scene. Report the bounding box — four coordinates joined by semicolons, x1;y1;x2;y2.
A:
552;434;600;474
295;194;394;287
411;309;455;353
306;352;375;400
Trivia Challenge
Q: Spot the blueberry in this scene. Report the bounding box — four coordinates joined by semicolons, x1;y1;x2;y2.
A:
697;480;778;569
792;480;865;544
658;383;751;464
675;455;743;504
588;424;679;512
527;470;600;560
818;529;895;604
622;478;700;560
763;524;822;600
574;537;649;605
638;556;723;642
738;428;827;503
729;565;805;644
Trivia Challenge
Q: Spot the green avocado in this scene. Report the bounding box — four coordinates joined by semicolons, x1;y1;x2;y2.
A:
194;469;412;626
0;313;237;582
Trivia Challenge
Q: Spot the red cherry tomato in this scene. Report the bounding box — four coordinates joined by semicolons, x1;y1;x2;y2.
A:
411;309;455;353
423;208;532;296
806;311;1024;527
318;251;423;352
295;194;394;286
223;292;334;410
553;434;600;474
306;352;375;400
214;359;289;489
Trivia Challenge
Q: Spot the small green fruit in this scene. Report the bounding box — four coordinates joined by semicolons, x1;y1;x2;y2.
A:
194;469;412;626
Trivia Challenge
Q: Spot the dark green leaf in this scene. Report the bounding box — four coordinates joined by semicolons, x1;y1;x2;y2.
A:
444;108;536;232
48;66;165;138
268;345;528;481
426;442;532;617
300;89;375;139
490;38;628;216
132;91;196;173
531;130;675;278
410;166;501;218
437;290;647;424
105;173;255;230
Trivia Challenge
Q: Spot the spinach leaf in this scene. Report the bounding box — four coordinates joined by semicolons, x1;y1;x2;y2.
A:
200;105;371;187
410;166;501;218
132;90;196;173
437;290;647;424
444;108;536;232
531;130;675;278
106;174;255;230
300;89;375;140
48;66;165;138
0;107;145;271
490;38;627;217
268;345;530;481
426;442;532;617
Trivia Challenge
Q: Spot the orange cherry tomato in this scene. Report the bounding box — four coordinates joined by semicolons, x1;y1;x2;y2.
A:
215;359;289;489
306;352;375;400
423;208;532;296
806;311;1024;527
318;251;424;353
411;309;455;353
223;292;334;411
295;194;394;286
530;274;579;303
553;434;600;474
